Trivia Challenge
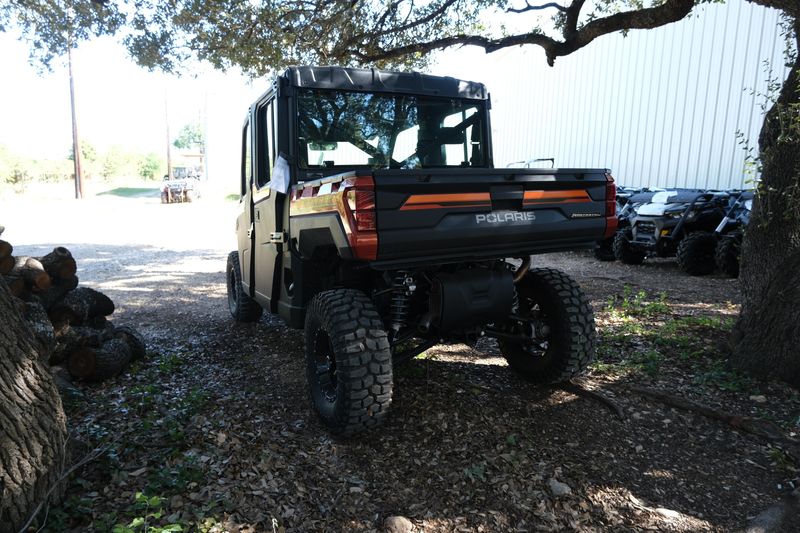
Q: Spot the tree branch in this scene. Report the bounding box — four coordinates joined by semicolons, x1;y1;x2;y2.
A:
507;1;568;14
352;31;561;63
366;0;460;40
746;0;800;17
353;0;695;66
563;0;584;40
550;0;695;62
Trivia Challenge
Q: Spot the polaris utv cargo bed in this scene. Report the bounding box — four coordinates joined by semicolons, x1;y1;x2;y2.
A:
291;167;614;267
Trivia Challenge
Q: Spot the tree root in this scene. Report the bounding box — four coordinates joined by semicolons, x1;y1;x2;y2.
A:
627;385;800;456
556;381;626;420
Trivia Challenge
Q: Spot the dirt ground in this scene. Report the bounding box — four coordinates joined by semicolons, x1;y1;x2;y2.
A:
5;193;800;532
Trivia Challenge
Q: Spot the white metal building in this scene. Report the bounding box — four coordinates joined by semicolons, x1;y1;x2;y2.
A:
444;0;790;190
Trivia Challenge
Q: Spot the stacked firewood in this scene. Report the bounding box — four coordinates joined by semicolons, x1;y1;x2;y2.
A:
0;229;145;382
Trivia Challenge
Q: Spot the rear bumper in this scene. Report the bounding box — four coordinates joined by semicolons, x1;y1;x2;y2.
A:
369;238;595;269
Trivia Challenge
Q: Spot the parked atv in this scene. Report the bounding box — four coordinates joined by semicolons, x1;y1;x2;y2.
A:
161;167;202;204
613;189;729;275
714;190;753;277
594;188;658;261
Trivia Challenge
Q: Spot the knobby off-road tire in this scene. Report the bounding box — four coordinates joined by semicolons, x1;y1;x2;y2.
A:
613;228;645;265
715;236;741;278
304;289;393;436
677;232;717;276
226;251;263;322
500;268;596;384
593;238;616;261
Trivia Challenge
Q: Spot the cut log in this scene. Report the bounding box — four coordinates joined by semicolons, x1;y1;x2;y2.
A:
38;274;79;312
113;325;147;360
11;256;51;292
52;326;94;365
0;239;11;259
67;339;132;382
48;286;114;327
66;347;96;380
0;255;13;275
37;247;77;280
51;323;115;365
85;315;109;330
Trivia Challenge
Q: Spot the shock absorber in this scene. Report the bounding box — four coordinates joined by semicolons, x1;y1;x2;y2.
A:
389;271;415;337
511;285;520;315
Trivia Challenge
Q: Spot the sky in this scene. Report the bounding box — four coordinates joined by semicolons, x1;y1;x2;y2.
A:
0;33;265;180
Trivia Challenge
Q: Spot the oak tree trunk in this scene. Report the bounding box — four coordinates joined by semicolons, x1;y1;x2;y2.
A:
731;19;800;384
0;279;68;532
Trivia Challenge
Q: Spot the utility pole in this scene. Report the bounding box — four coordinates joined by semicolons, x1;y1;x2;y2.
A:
165;91;173;180
202;93;209;181
68;38;84;199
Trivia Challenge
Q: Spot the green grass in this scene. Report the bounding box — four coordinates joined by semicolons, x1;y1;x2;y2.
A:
591;347;664;377
595;288;741;382
224;193;240;202
693;359;753;392
97;187;160;198
606;286;670;319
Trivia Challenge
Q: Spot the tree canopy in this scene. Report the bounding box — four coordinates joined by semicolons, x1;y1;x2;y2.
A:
9;0;794;76
173;122;204;151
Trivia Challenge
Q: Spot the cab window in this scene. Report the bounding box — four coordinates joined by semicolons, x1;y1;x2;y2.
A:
241;119;251;196
256;100;276;188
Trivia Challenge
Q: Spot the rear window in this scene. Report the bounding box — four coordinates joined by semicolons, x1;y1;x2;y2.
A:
297;89;487;170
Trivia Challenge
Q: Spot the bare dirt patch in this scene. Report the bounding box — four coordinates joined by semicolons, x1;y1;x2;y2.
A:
5;196;799;532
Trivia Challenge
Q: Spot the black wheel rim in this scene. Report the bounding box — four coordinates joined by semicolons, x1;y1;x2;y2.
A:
227;266;238;314
313;329;338;403
508;285;553;358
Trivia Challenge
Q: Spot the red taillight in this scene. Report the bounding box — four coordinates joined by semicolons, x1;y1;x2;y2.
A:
341;176;378;260
604;173;618;239
347;181;376;231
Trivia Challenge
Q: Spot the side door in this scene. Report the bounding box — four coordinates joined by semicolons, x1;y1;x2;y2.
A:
236;115;255;294
252;96;283;312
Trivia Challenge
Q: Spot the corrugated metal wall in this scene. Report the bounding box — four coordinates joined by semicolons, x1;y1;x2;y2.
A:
451;0;789;189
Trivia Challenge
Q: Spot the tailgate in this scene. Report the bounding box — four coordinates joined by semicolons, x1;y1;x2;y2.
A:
373;168;610;264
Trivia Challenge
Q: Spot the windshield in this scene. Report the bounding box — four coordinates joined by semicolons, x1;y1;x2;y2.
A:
297;89;487;169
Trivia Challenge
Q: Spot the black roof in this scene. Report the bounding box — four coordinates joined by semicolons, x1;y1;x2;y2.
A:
627;192;657;204
282;66;488;100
